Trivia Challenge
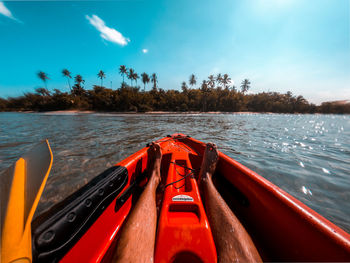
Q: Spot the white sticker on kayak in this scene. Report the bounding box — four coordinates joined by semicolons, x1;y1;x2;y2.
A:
172;195;194;202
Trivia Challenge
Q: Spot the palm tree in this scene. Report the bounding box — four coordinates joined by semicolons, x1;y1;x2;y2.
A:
141;73;150;91
72;74;85;96
216;73;223;87
62;69;72;91
75;74;84;84
119;65;127;84
181;81;188;93
37;71;49;89
133;73;139;87
151;73;158;91
128;68;135;86
201;80;208;92
98;70;106;87
222;74;231;89
241;79;251;93
208;75;215;89
189;74;196;88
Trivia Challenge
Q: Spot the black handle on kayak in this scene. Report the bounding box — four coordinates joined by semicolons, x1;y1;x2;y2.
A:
115;172;147;211
32;165;128;263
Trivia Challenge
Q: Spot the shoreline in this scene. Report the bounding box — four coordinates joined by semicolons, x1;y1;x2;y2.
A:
15;110;273;115
3;110;347;115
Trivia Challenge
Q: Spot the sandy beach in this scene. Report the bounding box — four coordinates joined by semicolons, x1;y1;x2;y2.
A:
36;110;262;115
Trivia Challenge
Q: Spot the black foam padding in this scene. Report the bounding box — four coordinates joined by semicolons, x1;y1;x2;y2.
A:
32;166;128;263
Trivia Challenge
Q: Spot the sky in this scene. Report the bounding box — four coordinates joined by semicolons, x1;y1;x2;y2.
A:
0;0;349;104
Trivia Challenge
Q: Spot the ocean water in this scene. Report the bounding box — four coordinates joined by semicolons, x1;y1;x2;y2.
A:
0;112;349;233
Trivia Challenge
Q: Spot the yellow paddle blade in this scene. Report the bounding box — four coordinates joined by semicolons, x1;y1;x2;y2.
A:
1;140;53;263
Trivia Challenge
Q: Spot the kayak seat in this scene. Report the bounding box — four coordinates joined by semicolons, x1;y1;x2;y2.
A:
31;165;128;263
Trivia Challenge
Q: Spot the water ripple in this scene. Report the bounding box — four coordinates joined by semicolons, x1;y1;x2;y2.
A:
0;112;349;233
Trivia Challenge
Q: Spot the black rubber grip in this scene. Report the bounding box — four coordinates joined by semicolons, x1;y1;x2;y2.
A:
115;171;146;211
32;166;128;263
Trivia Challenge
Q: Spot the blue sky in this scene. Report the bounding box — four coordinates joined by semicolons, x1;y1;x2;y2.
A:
0;0;349;104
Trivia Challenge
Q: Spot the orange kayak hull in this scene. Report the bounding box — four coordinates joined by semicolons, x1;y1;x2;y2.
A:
31;134;350;262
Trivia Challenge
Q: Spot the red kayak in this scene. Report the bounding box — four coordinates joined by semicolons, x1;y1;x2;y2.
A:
32;134;350;262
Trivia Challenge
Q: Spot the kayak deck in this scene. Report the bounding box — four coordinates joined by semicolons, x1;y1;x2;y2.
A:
154;139;216;262
32;134;350;262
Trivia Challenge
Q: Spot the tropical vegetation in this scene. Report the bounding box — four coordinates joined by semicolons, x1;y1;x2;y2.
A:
0;67;349;114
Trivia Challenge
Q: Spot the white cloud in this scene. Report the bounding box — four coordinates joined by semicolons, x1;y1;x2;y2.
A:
0;1;14;20
142;49;148;53
86;14;130;46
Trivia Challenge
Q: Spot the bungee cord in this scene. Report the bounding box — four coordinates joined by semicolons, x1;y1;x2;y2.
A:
163;162;199;189
163;171;194;189
148;135;202;190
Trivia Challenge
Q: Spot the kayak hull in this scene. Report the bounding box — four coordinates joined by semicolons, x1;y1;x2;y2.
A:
31;134;350;262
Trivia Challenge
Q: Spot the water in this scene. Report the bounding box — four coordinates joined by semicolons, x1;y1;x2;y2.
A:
0;112;349;233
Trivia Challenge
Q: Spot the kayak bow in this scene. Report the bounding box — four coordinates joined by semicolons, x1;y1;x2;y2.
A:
34;134;350;262
3;134;350;262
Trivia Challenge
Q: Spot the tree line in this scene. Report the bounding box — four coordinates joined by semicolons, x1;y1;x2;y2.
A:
0;66;349;114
